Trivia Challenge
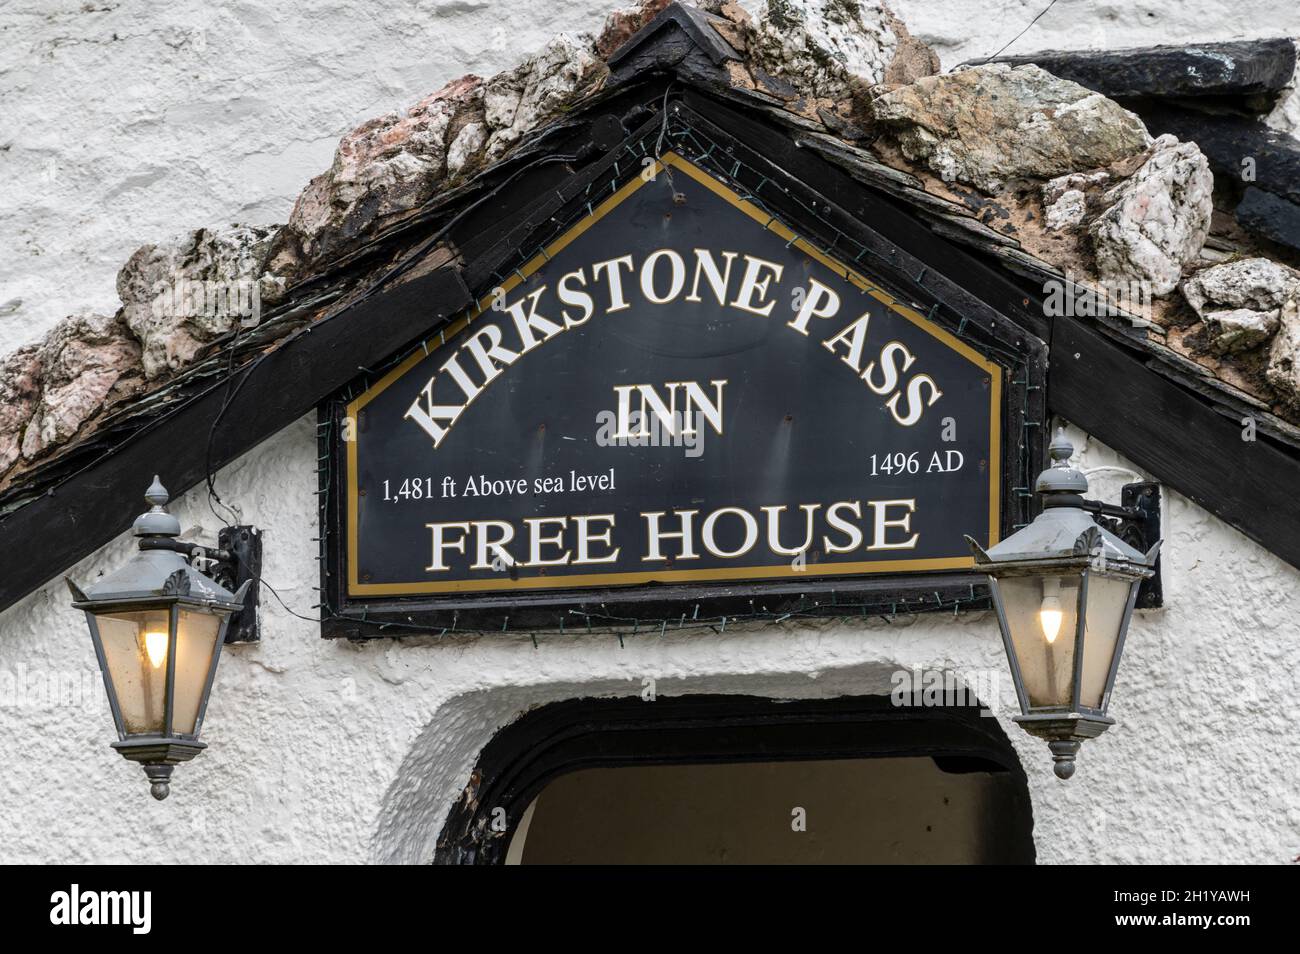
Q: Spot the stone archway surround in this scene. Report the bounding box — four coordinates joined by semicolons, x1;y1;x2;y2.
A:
367;639;1035;864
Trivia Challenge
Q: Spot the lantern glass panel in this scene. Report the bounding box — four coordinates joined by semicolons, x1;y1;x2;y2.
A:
1079;574;1135;710
171;609;222;735
996;573;1081;709
93;608;171;735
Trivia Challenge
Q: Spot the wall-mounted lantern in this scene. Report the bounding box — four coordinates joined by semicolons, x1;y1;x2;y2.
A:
67;478;259;800
968;429;1160;780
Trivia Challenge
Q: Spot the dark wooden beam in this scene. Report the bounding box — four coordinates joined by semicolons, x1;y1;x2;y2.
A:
0;266;471;614
1049;316;1300;572
973;39;1298;98
605;1;741;71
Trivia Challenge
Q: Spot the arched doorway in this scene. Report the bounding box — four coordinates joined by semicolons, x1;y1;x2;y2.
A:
435;694;1035;864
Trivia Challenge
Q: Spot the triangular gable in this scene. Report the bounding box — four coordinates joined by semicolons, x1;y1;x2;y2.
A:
341;152;1003;600
6;7;1300;624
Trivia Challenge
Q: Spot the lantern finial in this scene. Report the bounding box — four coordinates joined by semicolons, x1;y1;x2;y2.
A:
1048;427;1073;464
133;477;181;538
1049;741;1080;779
144;475;169;508
144;764;173;801
1035;428;1088;497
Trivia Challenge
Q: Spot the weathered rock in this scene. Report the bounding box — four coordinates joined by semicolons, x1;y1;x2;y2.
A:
1042;170;1111;231
118;225;284;379
272;76;485;277
1267;297;1300;398
1183;258;1300;361
0;346;42;474
1202;308;1280;354
1182;257;1300;315
747;0;937;105
272;35;603;279
483;34;607;161
19;312;142;461
878;5;939;86
446;122;488;180
1088;135;1214;296
1044;189;1088;231
1181;257;1293;353
871;63;1150;194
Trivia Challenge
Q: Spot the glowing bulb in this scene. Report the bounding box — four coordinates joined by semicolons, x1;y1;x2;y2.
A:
1038;603;1063;643
1038;577;1063;643
143;631;168;669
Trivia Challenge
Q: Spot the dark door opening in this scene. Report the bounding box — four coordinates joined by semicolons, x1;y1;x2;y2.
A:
511;756;1028;864
436;693;1035;865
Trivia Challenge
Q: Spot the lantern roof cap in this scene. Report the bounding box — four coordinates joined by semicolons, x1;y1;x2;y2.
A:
67;478;245;610
71;549;243;607
975;506;1150;569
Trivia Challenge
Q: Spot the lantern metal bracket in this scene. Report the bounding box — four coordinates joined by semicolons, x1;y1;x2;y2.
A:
1084;482;1163;609
216;526;262;643
1038;480;1162;608
138;526;262;642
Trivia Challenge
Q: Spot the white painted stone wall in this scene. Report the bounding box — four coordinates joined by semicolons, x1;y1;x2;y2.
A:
4;1;1300;347
0;417;1296;863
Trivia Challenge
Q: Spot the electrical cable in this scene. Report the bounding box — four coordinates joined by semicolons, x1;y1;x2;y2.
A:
986;0;1062;61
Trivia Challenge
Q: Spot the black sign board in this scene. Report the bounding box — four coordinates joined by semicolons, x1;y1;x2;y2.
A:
343;152;1002;600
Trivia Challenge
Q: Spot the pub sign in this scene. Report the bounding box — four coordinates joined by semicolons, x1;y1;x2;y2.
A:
341;153;1002;603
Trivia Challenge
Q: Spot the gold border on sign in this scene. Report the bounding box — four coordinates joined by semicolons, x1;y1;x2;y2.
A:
345;152;1003;597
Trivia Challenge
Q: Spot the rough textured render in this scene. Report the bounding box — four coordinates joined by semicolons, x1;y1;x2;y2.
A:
118;225;284;379
1088;135;1214;296
870;63;1151;193
1;419;1296;864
